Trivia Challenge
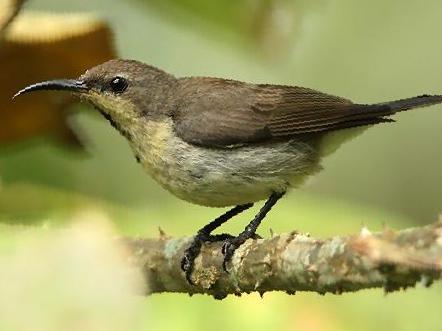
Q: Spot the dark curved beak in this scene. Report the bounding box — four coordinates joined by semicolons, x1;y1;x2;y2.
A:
13;79;89;99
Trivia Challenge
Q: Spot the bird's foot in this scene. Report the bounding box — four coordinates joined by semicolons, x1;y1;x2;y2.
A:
181;232;234;285
221;233;261;272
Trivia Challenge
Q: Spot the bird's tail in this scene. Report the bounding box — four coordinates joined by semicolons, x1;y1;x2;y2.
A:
334;94;442;130
375;94;442;113
319;94;442;157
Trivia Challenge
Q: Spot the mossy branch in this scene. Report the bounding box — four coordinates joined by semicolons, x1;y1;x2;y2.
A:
123;219;442;299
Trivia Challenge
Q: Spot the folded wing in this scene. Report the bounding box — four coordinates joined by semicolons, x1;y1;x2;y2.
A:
173;77;439;148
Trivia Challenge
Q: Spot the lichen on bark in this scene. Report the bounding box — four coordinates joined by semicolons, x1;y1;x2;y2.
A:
123;219;442;299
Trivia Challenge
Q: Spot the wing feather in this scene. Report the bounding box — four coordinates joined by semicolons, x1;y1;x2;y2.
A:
173;77;395;148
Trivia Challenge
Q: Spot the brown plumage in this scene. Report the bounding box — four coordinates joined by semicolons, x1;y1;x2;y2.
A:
173;77;442;148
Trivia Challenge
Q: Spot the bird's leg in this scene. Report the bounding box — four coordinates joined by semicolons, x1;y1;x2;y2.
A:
181;203;253;284
221;191;285;271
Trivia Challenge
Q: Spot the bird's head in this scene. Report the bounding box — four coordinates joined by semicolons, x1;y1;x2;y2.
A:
14;59;176;133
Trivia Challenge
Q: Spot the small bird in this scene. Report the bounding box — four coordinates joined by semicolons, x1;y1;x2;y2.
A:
14;59;442;283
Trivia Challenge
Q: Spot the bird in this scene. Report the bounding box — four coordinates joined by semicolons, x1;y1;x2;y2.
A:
14;59;442;283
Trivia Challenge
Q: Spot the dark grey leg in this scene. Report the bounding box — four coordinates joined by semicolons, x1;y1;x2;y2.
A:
181;203;253;284
221;191;285;271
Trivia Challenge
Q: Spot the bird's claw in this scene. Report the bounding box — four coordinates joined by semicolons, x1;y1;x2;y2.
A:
181;250;197;285
182;232;235;284
221;233;261;272
181;236;204;285
221;238;242;272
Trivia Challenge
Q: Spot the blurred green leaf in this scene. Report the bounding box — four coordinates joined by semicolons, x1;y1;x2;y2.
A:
137;0;326;59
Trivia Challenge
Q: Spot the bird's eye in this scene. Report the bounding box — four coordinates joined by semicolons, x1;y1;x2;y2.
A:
109;76;128;93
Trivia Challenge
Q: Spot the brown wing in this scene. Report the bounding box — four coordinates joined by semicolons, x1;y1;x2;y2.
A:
173;77;394;148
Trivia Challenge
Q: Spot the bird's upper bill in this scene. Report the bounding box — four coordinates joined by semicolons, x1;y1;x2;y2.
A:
13;79;89;99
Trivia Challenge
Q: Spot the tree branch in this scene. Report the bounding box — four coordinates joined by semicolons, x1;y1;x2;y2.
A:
123;219;442;299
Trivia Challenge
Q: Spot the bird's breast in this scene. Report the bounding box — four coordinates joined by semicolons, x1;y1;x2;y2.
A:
128;118;320;207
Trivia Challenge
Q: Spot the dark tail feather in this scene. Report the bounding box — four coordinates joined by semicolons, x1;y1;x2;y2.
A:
377;94;442;113
338;94;442;131
272;94;442;136
317;94;442;156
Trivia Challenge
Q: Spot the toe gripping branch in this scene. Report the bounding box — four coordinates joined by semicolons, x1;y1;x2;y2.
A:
181;203;253;284
221;192;284;271
181;191;285;284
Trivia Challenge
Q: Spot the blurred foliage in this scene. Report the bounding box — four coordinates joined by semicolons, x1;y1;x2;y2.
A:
0;217;147;331
136;0;321;58
0;2;115;147
0;0;442;330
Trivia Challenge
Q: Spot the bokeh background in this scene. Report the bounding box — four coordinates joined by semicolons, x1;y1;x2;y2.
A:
1;0;442;330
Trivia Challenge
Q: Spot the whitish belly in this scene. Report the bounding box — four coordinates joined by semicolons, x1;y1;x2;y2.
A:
132;122;320;207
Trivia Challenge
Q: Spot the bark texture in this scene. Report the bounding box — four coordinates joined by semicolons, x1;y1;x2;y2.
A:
123;219;442;299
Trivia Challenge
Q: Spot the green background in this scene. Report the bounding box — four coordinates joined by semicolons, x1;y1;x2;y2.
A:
1;0;442;330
